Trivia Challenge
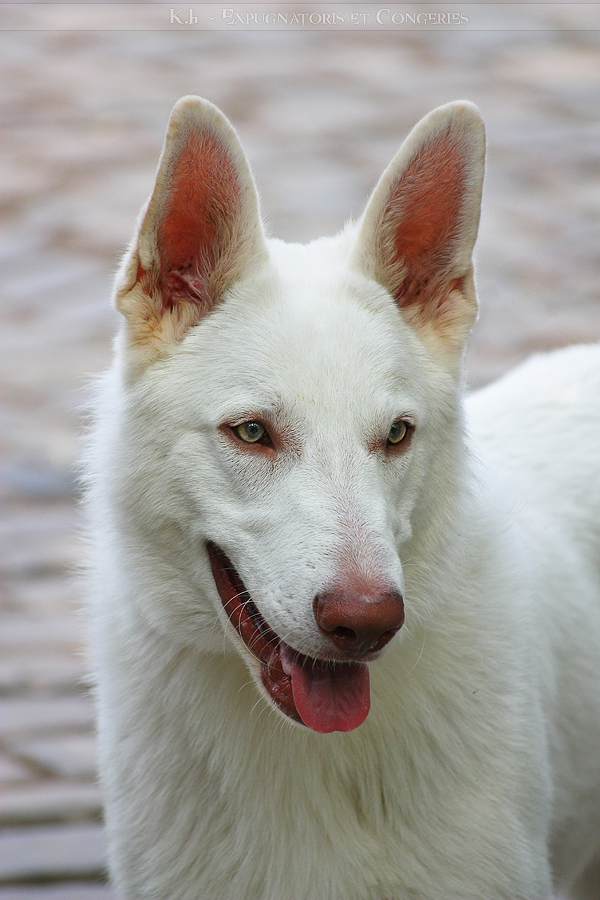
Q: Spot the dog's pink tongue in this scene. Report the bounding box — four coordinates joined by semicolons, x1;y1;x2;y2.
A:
280;646;370;733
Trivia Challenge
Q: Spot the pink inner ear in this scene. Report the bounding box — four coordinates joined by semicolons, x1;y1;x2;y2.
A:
158;129;242;312
385;130;467;307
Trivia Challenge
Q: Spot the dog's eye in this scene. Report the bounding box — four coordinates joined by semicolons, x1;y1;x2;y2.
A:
387;420;409;446
233;421;268;444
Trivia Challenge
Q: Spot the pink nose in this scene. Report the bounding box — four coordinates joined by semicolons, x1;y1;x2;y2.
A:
314;588;405;655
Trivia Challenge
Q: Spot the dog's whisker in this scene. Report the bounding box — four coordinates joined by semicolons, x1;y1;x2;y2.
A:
398;631;426;683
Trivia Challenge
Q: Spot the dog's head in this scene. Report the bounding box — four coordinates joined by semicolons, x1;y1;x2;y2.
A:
109;97;485;732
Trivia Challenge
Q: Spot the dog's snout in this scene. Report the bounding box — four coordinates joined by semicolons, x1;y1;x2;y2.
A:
314;587;405;655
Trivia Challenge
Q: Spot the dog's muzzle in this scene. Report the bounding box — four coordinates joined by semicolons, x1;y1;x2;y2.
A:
206;542;404;733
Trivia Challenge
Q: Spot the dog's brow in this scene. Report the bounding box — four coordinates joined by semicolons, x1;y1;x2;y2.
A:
216;395;286;424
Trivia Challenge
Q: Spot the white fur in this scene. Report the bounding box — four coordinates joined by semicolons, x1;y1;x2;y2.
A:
85;97;600;899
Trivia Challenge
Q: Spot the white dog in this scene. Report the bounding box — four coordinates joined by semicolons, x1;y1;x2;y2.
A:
86;96;600;899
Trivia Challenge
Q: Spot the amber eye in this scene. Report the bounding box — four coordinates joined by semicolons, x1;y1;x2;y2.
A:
387;420;409;446
233;421;267;444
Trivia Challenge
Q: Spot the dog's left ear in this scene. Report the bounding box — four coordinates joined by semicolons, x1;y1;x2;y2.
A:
114;96;268;366
350;102;485;362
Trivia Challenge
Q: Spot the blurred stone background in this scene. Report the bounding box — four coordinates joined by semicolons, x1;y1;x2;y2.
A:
1;5;599;897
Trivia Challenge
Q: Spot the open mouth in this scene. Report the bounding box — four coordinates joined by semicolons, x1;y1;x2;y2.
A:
206;542;371;733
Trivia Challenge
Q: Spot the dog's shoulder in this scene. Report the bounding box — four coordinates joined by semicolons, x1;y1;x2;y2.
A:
466;342;600;528
467;342;600;442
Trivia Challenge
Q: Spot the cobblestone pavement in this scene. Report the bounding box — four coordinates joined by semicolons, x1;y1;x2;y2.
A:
1;6;600;896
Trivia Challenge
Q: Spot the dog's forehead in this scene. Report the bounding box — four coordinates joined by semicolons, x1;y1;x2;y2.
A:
186;251;431;423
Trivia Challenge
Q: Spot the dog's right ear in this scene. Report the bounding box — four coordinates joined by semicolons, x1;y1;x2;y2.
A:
114;96;267;363
350;102;485;366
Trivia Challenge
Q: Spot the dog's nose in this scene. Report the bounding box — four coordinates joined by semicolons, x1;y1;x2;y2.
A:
314;588;405;655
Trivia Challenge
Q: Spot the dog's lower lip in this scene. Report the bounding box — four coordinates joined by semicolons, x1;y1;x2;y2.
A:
206;541;304;723
206;541;279;663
